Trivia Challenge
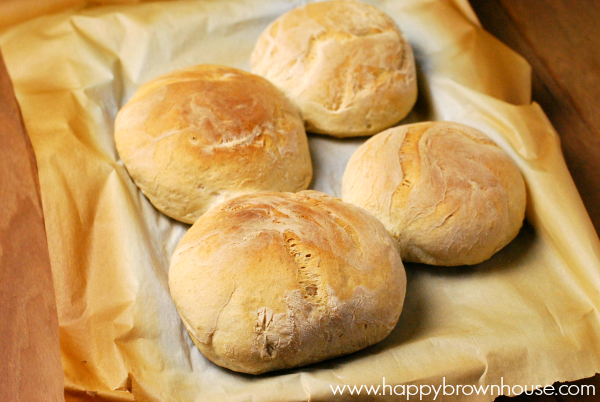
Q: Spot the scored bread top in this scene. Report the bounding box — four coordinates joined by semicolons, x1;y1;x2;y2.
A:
115;64;312;223
251;0;417;137
168;191;406;374
342;121;527;266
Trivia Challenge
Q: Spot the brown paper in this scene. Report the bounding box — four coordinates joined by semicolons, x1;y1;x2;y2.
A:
1;0;600;400
0;51;64;402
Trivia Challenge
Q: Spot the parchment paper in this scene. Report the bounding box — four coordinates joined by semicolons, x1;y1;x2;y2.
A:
2;0;600;400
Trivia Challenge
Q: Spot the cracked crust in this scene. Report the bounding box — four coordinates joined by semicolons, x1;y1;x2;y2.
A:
341;121;527;266
114;64;312;223
250;0;417;137
168;191;406;374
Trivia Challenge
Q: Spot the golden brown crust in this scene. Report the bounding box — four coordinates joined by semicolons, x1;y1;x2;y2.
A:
342;121;527;266
250;0;417;137
114;64;312;223
168;191;406;374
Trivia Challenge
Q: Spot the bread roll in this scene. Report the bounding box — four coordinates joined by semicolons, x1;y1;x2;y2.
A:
168;191;406;374
342;121;527;266
114;64;312;224
251;0;417;137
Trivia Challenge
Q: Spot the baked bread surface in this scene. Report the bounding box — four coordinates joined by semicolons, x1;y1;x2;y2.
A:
342;121;527;266
168;191;406;374
115;64;312;224
251;0;417;137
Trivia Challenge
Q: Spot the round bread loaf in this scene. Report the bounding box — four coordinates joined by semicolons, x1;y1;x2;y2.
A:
168;190;406;374
114;64;312;224
250;0;417;137
342;121;527;266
